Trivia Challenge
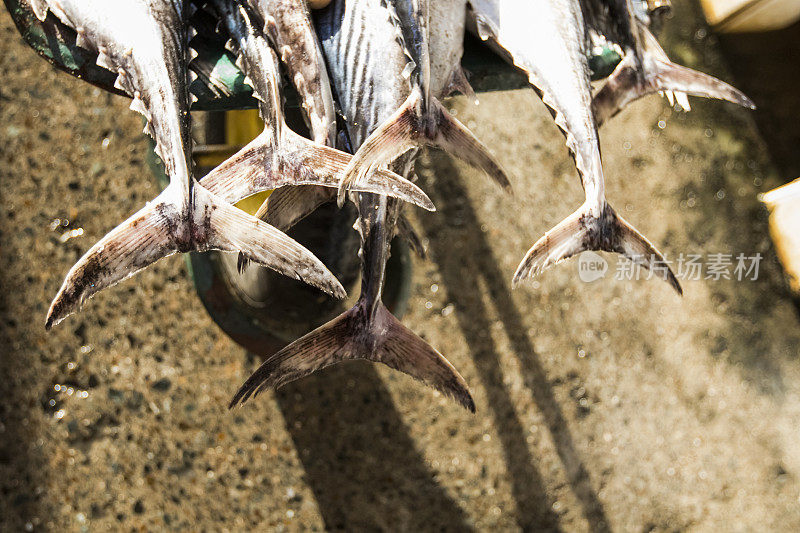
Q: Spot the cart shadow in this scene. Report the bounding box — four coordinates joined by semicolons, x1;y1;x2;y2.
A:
274;364;474;532
415;153;611;532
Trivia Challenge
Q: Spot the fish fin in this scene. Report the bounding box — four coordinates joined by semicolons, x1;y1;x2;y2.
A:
593;52;754;127
46;184;345;329
337;92;421;206
229;302;475;412
236;185;335;273
513;202;682;295
444;66;477;103
46;188;183;330
200;130;434;211
192;184;346;299
263;185;334;231
429;96;511;191
339;89;510;206
29;0;48;20
645;58;752;108
396;213;427;260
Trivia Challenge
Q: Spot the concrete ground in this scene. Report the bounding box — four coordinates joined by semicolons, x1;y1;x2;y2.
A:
2;2;799;531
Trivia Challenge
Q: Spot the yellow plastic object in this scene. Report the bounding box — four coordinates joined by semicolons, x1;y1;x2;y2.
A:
193;109;270;216
700;0;800;32
761;178;800;292
225;109;271;215
225;109;264;145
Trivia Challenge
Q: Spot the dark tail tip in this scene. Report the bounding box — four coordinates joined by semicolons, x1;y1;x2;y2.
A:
514;202;682;295
229;302;475;412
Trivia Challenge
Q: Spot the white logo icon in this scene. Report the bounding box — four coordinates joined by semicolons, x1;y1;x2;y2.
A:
577;251;608;282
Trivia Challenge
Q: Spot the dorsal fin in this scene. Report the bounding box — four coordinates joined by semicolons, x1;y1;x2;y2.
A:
381;0;417;81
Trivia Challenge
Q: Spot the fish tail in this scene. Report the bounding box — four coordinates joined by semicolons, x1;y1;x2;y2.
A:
229;301;475;412
236;185;336;274
428;96;512;190
396;213;427;260
512;201;682;295
46;183;346;329
593;52;754;127
444;66;478;103
645;58;754;109
200;130;434;211
193;184;346;298
338;88;510;206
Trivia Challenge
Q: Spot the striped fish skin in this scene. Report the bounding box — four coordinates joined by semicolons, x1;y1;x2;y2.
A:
37;0;348;328
231;0;475;413
335;0;511;206
467;0;681;293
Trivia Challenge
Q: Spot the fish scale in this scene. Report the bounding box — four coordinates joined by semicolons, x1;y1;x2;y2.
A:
37;0;354;328
11;0;755;413
231;0;476;412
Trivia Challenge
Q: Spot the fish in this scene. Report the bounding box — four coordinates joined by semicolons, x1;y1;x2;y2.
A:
428;0;474;100
34;0;358;329
242;0;337;146
230;0;475;412
585;0;754;126
203;0;433;274
242;0;339;238
468;0;681;292
240;0;454;255
336;0;511;207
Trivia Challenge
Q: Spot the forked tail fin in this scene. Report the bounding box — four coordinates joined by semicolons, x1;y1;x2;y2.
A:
46;183;345;329
229;301;475;412
513;202;682;295
592;54;756;126
338;88;511;205
593;52;754;127
236;185;337;274
199;129;434;212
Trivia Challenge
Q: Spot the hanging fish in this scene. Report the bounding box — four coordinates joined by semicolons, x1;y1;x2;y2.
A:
468;0;681;292
230;0;476;413
35;0;351;329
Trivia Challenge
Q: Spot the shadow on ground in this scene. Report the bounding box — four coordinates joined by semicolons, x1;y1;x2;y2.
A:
417;153;610;532
718;22;800;179
275;365;474;532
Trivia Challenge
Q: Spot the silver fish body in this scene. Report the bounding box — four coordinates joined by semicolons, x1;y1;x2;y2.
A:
38;0;350;328
46;0;193;202
244;0;336;145
428;0;471;99
468;0;681;292
470;0;597;198
336;0;510;205
231;0;475;413
204;0;433;277
239;0;339;234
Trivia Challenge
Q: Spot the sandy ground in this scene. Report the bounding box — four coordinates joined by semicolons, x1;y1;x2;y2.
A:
2;2;800;531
